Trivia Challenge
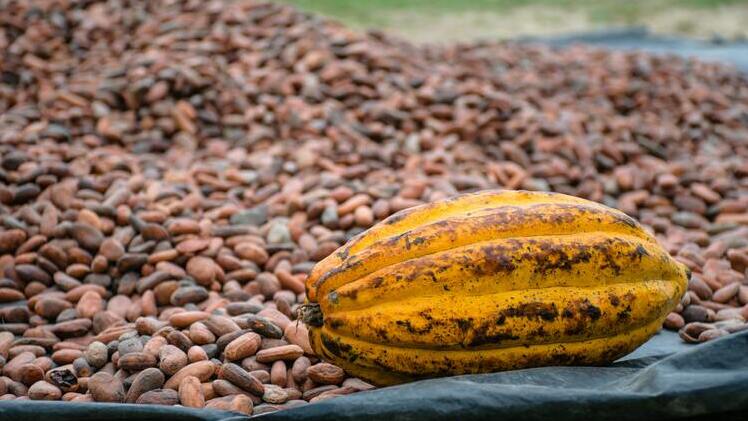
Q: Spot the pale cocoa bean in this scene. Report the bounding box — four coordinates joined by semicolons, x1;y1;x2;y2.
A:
699;328;730;342
186;256;217;286
205;394;253;415
188;345;209;362
302;385;338;400
664;312;686;330
342;377;375;391
263;384;289;404
310;386;358;402
84;341;108;369
76;291;104;319
203;315;241;338
0;332;14;358
169;311;210;328
270;361;287;387
224;332;262;361
179;375;205;408
164;360;215;390
159;344;188;375
256;345;304;363
142;335;167;357
713;282;741;303
284;323;313;354
118;352;157;371
307;363;345;385
189;322;216;345
28;380;62;400
257;308;292;331
88;372;125;402
51;349;83;365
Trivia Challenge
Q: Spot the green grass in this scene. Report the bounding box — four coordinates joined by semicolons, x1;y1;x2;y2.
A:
277;0;748;32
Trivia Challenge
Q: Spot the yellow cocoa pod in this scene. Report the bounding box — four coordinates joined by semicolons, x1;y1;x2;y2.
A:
304;190;688;386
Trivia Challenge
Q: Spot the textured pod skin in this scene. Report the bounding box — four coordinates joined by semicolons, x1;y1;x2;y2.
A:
305;190;689;386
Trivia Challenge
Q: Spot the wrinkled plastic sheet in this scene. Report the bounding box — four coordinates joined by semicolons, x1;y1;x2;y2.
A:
520;27;748;72
2;330;748;420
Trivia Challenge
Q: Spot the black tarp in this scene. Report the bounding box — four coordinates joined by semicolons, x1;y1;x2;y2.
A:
521;27;748;72
262;330;748;421
2;330;748;420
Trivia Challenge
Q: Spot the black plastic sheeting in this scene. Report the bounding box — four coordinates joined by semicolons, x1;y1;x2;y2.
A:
264;330;748;421
521;27;748;72
2;330;748;420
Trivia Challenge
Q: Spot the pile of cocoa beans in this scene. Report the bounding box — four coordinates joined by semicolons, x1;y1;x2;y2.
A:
1;0;747;414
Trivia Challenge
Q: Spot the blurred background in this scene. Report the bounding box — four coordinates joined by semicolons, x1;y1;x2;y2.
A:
278;0;748;44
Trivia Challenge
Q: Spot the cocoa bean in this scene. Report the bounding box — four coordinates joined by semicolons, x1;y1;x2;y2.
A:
28;381;62;400
179;375;205;408
256;345;304;363
307;363;345;385
136;388;179;405
205;395;253;415
218;363;265;396
164;361;215;390
224;333;262;361
125;368;165;403
88;372;125;402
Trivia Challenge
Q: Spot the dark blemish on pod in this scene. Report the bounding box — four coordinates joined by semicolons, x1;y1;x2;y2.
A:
632;244;649;258
419;310;434;321
502;302;559;322
609;293;620;307
456;318;473;333
321;333;344;358
467;331;519;347
583;304;602;320
618;305;632;321
336;247;350;260
384;210;410;225
329;318;344;329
